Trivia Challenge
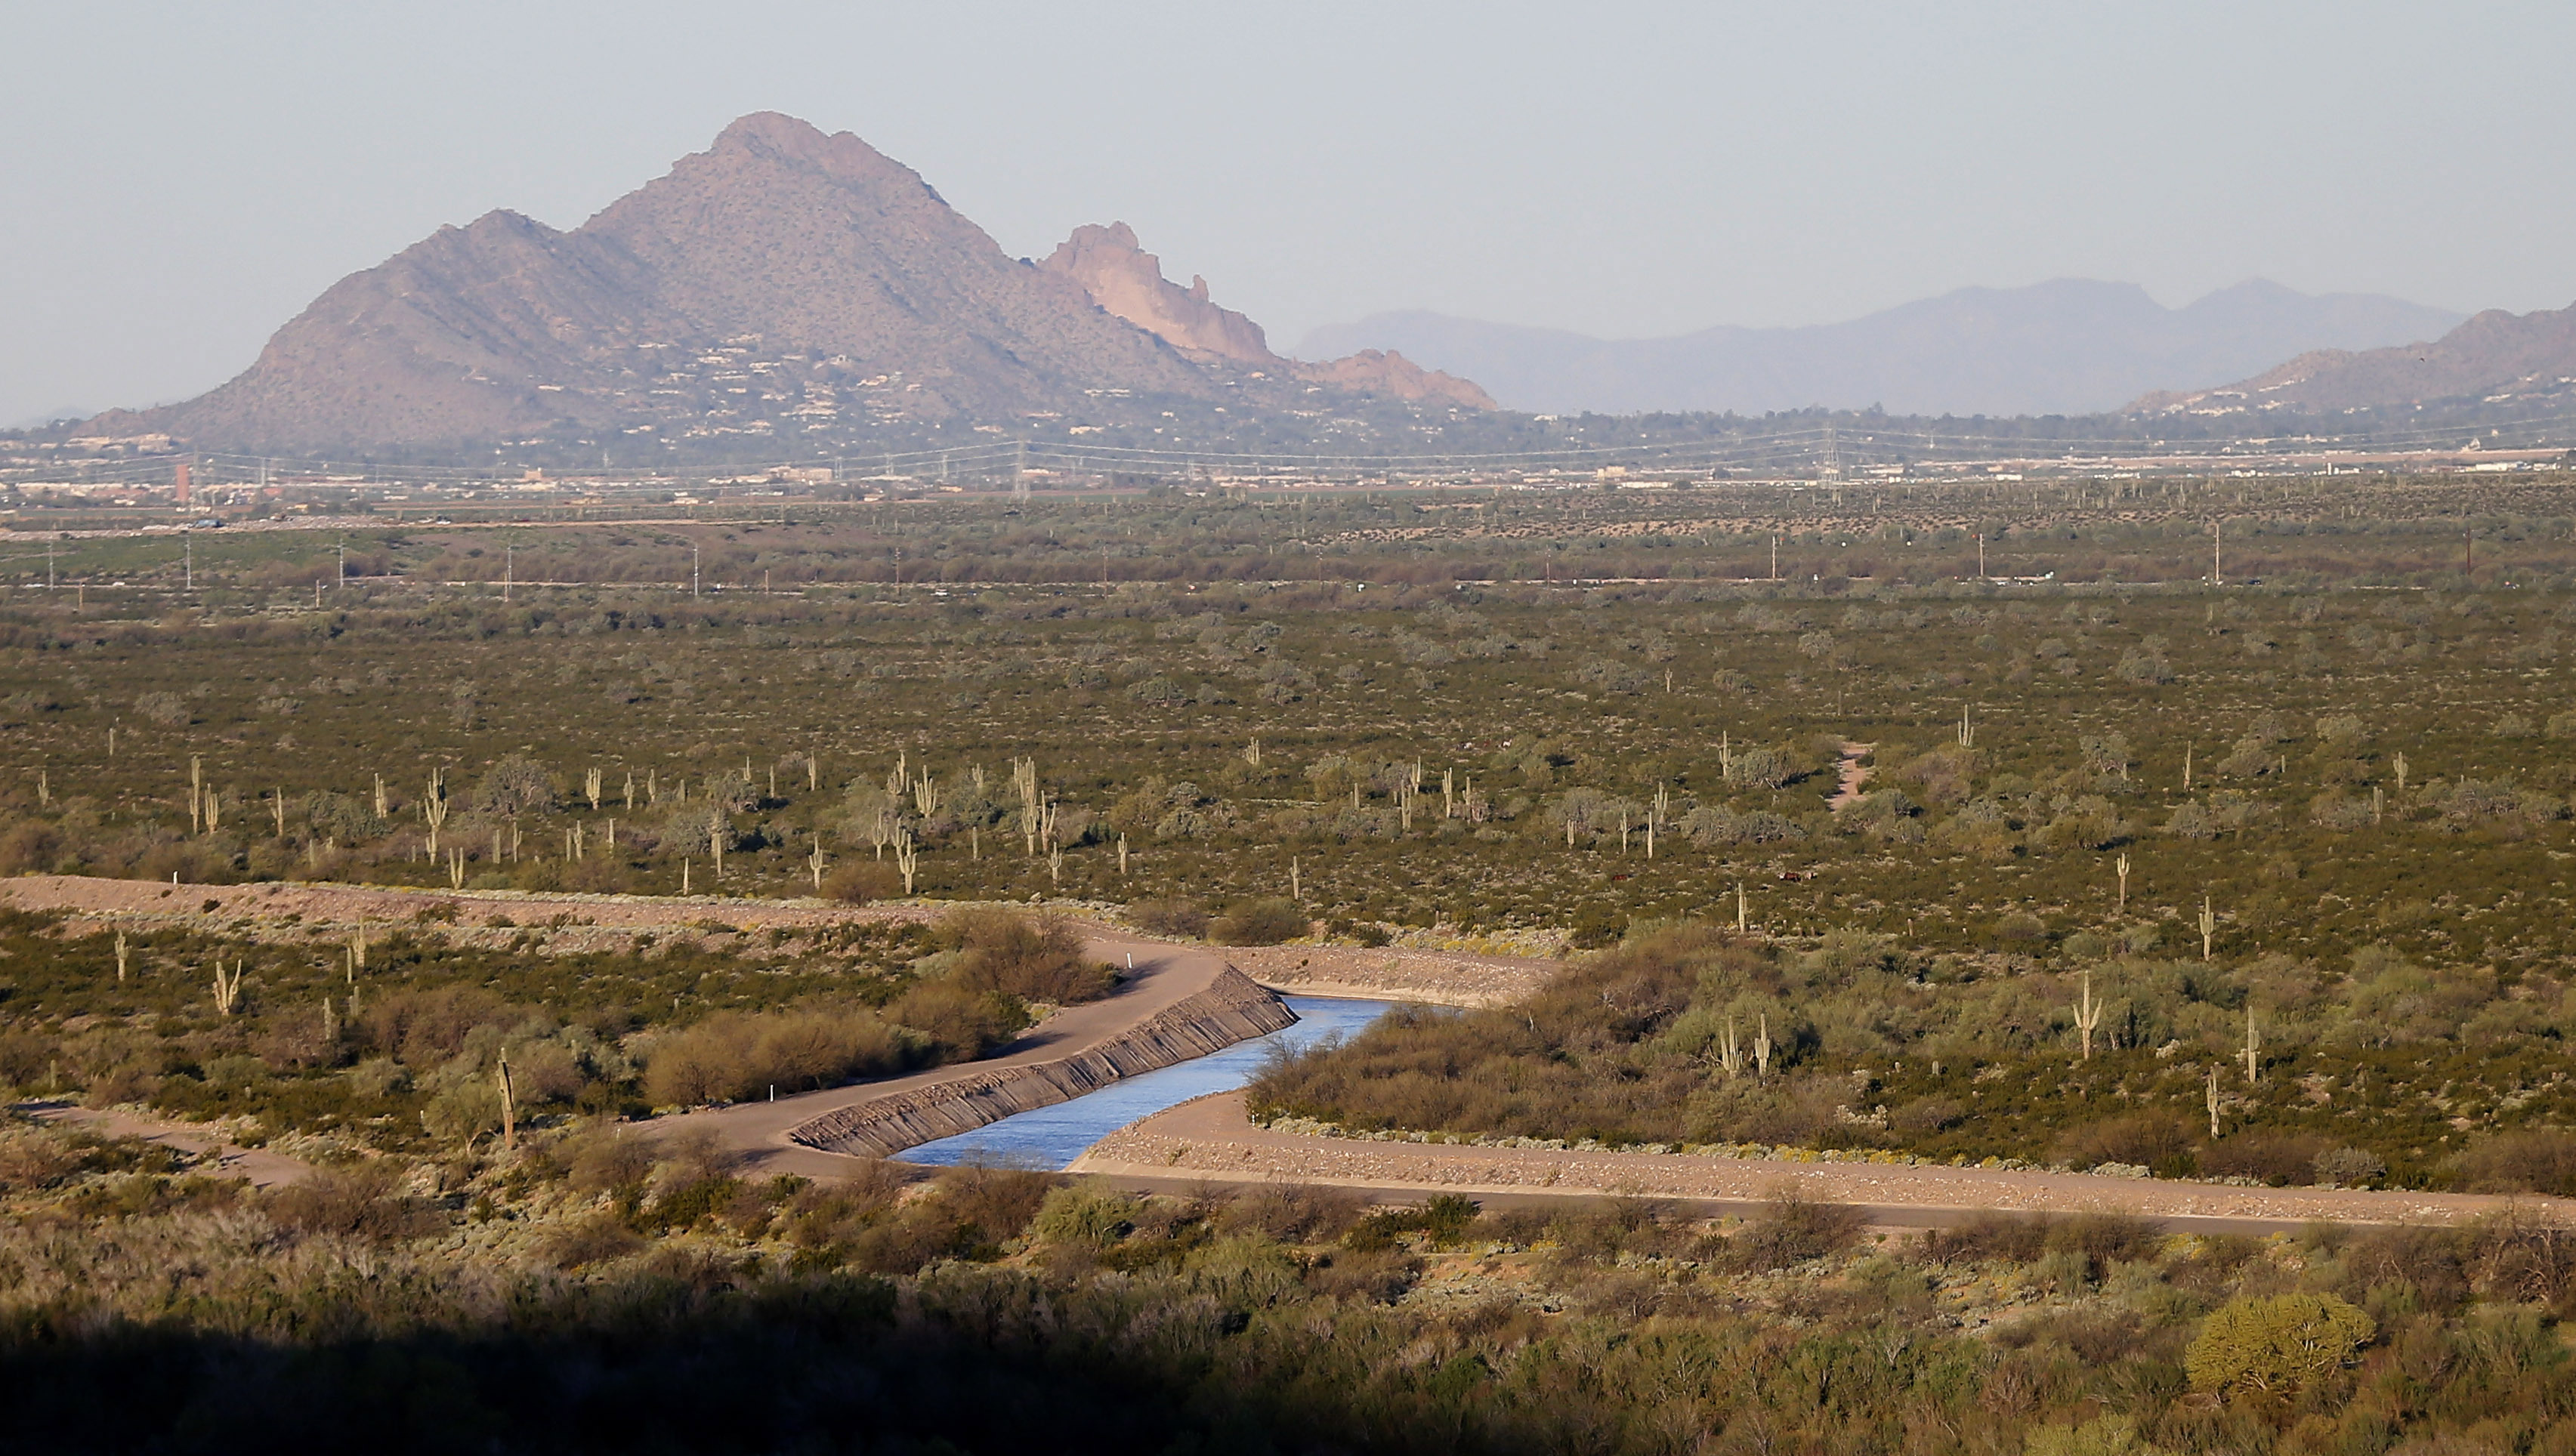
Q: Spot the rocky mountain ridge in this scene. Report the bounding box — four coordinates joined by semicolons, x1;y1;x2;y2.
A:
1304;279;2466;418
75;114;1487;455
2133;300;2576;415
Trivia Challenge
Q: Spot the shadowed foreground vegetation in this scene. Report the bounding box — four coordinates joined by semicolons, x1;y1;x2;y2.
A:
7;1108;2576;1454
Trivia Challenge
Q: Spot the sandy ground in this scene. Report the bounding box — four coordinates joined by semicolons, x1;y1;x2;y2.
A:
1827;741;1874;810
1070;1090;2576;1232
17;1100;311;1187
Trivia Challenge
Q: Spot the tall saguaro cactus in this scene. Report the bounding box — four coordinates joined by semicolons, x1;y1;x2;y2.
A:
2074;970;2105;1060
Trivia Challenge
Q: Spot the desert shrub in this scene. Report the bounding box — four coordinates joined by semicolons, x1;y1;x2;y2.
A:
939;908;1113;1004
540;1212;647;1269
2027;1414;2156;1456
1923;1211;2050;1266
474;754;558;816
2055;1114;2194;1177
1345;1193;1481;1253
2452;1129;2576;1196
0;1124;82;1193
264;1163;437;1241
886;982;1023;1061
0;822;63;875
1126;899;1209;939
1209;898;1308;946
2343;1225;2469;1309
926;1164;1055;1248
2185;1292;2374;1395
566;1127;658;1198
2314;1146;2387;1188
359;986;513;1066
1220;1182;1366;1242
641;1007;910;1107
2046;1212;2163;1279
1890;1096;1966;1134
2201;1131;2328;1187
422;1077;503;1144
820;860;901;904
134;691;187;725
1730;1187;1864;1270
1303;1248;1420;1303
1030;1185;1139;1248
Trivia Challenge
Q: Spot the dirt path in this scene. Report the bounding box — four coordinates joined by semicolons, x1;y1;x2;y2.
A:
16;1100;312;1187
1070;1091;2572;1231
0;877;1560;1001
1827;740;1875;810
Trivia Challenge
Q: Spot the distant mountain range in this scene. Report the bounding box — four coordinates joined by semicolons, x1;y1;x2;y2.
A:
2133;300;2576;416
49;110;2574;458
1298;281;2466;418
72;114;1482;455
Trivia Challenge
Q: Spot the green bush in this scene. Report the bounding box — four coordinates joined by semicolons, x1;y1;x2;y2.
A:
1209;898;1308;946
2185;1293;2374;1395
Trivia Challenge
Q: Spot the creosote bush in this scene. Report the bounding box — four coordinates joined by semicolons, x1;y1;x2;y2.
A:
1209;897;1309;946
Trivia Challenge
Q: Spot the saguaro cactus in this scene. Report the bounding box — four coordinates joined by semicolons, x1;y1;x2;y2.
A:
2074;970;2105;1060
894;827;919;895
585;767;603;811
497;1052;517;1152
113;930;128;985
2115;853;2131;915
2199;895;2217;962
212;961;244;1016
2242;1007;2261;1084
424;768;448;855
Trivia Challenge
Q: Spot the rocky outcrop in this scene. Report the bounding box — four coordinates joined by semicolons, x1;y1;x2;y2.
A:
1290;349;1495;410
1041;222;1277;366
789;966;1295;1158
1042;220;1494;410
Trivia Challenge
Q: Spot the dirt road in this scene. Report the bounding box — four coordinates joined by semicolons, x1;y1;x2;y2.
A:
1070;1090;2572;1232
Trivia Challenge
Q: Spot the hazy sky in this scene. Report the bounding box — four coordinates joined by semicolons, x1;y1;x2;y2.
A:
5;2;2572;426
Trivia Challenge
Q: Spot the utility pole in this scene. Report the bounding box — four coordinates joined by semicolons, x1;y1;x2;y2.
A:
692;541;700;597
184;531;192;592
336;538;344;591
503;544;512;603
2212;519;2222;585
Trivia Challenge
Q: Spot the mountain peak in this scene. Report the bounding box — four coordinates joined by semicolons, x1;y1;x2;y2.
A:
64;113;1494;452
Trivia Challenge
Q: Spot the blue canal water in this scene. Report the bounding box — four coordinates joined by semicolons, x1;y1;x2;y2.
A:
894;995;1392;1171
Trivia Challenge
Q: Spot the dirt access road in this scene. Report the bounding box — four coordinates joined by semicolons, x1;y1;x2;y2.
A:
1070;1091;2576;1234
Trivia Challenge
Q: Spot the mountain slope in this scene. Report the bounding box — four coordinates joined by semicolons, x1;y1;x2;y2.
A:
79;114;1233;453
2133;300;2576;415
1300;279;2463;418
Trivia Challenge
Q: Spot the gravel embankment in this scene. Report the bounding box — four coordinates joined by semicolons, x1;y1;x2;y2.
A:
1073;1091;2572;1229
